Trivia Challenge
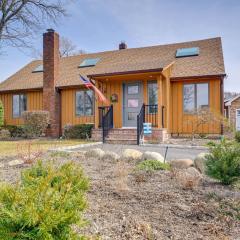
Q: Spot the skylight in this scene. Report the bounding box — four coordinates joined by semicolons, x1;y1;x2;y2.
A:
32;65;43;73
176;47;199;58
79;58;100;68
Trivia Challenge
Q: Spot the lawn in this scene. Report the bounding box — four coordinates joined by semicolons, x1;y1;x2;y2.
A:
0;139;86;157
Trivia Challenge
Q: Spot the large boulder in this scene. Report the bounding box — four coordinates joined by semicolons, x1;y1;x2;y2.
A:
122;149;143;161
85;148;105;159
102;151;120;161
186;167;202;179
194;152;209;173
170;159;194;169
142;151;164;163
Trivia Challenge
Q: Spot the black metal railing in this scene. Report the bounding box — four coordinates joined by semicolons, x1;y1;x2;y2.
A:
137;104;145;145
102;105;113;143
98;106;111;128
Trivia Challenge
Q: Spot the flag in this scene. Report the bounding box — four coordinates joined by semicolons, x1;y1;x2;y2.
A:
80;75;109;104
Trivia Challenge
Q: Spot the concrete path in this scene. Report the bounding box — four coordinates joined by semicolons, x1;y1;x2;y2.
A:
67;143;207;161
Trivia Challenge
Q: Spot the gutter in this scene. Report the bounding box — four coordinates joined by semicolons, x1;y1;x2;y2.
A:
87;68;163;78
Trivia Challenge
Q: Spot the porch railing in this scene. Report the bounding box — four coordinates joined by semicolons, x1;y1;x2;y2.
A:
137;104;164;145
100;105;113;143
137;104;145;145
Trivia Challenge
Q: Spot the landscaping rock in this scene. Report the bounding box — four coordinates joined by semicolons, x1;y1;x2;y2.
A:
170;159;194;169
186;167;202;179
122;149;143;161
102;151;120;161
142;151;164;162
0;163;4;168
8;159;24;167
194;152;209;173
85;148;105;159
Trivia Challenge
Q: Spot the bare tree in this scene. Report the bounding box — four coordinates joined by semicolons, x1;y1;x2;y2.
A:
59;36;86;57
0;0;67;49
31;36;86;59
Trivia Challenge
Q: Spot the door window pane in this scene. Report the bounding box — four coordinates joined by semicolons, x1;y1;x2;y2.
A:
128;112;136;120
197;83;209;109
128;99;139;108
128;85;139;94
183;84;195;113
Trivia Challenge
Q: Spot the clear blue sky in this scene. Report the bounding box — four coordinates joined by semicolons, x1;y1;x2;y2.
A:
0;0;239;92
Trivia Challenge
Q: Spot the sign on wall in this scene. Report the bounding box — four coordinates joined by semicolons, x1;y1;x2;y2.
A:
143;122;152;135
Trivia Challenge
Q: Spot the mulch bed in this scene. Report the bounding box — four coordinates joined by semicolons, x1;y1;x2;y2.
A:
0;151;239;239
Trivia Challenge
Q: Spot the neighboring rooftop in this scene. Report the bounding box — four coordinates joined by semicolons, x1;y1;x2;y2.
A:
0;37;225;92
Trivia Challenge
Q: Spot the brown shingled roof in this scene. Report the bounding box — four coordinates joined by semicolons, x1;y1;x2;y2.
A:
0;37;225;92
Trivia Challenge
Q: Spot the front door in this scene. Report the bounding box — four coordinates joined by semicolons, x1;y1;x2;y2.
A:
236;109;240;131
123;82;143;127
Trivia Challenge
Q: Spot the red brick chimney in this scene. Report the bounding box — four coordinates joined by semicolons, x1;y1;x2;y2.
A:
43;29;61;137
119;41;127;50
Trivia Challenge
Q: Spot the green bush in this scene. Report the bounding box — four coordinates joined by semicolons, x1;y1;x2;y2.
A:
0;161;89;240
0;100;4;127
205;140;240;185
63;124;94;139
136;160;170;172
5;125;25;138
22;111;50;138
235;131;240;143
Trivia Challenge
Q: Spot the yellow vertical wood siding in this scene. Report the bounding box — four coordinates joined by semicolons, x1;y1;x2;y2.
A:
170;78;222;134
61;88;94;128
0;91;43;125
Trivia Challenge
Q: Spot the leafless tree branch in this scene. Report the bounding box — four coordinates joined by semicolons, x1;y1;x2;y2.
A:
0;0;68;50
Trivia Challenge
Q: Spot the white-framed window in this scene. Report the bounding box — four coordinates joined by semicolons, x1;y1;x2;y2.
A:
183;83;209;113
76;90;94;116
12;94;27;118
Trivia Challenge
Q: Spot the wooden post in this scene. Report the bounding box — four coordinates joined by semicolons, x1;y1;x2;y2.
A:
157;75;163;128
94;79;99;129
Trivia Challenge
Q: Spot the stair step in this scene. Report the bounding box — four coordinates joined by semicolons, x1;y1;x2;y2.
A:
105;139;137;145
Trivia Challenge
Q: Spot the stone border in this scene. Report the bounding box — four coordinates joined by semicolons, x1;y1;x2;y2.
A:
142;143;208;150
49;142;102;152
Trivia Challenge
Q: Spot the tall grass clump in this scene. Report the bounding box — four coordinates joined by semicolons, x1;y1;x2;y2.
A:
0;161;89;240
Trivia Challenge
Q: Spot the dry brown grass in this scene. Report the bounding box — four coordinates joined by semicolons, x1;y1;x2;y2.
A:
114;161;131;192
173;168;201;190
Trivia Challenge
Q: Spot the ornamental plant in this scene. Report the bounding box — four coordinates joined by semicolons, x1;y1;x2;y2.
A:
0;161;89;240
22;111;50;138
205;140;240;185
0;100;4;127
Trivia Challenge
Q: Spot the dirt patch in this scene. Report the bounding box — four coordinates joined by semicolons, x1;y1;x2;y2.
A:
0;151;239;239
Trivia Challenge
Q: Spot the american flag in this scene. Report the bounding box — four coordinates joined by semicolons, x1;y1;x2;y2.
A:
80;75;109;104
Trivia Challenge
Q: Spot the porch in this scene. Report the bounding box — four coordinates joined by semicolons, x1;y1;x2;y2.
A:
89;70;171;144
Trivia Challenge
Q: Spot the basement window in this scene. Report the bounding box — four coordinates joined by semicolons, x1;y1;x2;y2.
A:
79;58;100;68
176;47;199;58
32;65;43;73
12;94;27;118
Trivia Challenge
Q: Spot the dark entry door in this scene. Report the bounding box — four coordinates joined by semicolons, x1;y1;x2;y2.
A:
123;82;143;127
